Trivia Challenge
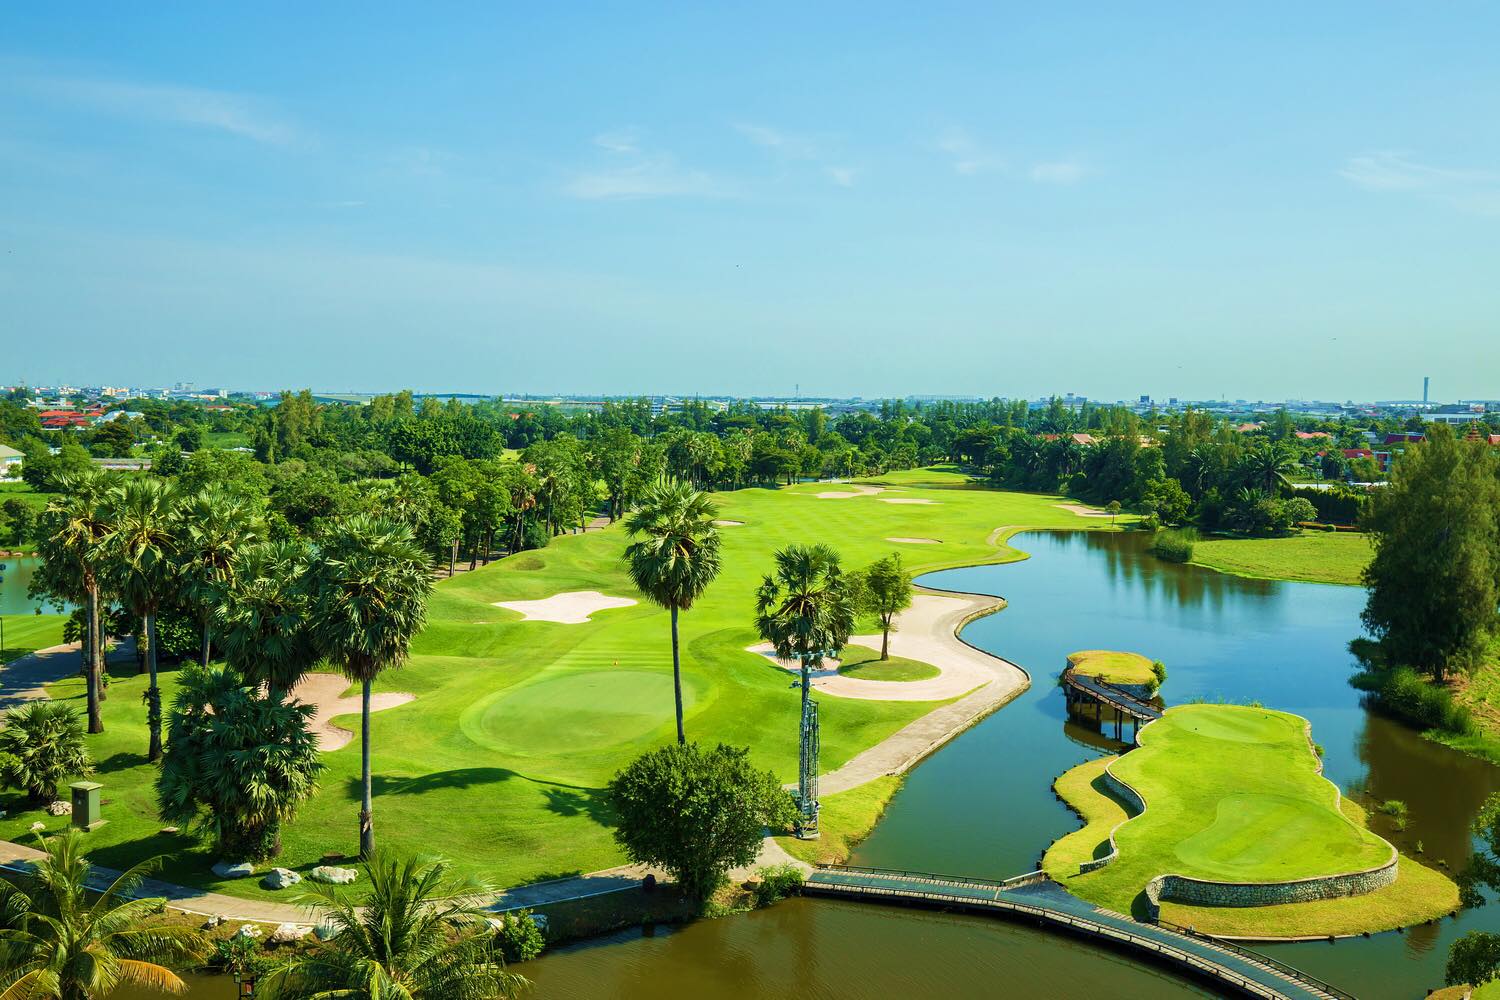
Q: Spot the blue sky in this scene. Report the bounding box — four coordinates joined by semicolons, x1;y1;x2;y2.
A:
3;4;1498;400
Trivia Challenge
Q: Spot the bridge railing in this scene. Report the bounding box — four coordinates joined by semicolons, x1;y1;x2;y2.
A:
812;863;1046;890
1156;919;1357;1000
805;878;1302;1000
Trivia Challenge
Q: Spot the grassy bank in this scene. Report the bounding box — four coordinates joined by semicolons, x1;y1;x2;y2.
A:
774;775;903;866
0;474;1107;900
1043;704;1456;935
1190;531;1372;587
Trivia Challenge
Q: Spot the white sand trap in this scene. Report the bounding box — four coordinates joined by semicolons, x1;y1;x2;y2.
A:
1054;503;1114;518
744;595;1001;702
887;537;941;544
289;673;415;752
494;590;638;624
713;519;745;527
880;497;938;505
816;484;887;499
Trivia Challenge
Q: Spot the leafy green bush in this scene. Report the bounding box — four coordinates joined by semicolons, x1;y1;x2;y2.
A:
494;909;545;962
1356;666;1476;736
0;702;93;803
1148;660;1168;694
751;863;805;907
1136;513;1161;533
1149;529;1194;563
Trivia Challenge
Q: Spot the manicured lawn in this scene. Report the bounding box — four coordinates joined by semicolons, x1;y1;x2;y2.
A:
837;645;940;682
1191;531;1372;587
1066;649;1157;687
2;474;1109;898
1045;705;1401;922
1;614;66;664
774;775;903;866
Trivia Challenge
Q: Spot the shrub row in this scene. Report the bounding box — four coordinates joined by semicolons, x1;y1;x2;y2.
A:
1352;666;1476;736
1149;529;1195;563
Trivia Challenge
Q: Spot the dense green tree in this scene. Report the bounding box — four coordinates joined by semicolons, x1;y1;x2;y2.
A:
851;552;913;660
755;544;855;834
217;539;319;700
622;478;723;744
103;477;181;762
309;515;433;857
157;665;324;860
1362;426;1500;680
0;830;207;999
260;852;526;1000
177;487;262;667
607;742;795;902
0;702;93;804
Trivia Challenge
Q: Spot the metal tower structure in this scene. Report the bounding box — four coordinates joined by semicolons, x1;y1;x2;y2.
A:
797;699;820;838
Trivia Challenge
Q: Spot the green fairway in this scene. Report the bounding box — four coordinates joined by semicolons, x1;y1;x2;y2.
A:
1046;705;1395;917
1;614;66;664
1191;531;1372;586
1066;649;1157;687
0;474;1113;898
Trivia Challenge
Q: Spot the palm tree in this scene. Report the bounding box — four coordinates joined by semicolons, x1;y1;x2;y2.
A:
309;515;432;858
260;852;525;1000
0;702;93;804
622;478;723;744
1239;444;1297;494
102;477;181;763
33;471;117;734
0;830;207;999
177;487;262;668
217;538;318;702
754;544;855;836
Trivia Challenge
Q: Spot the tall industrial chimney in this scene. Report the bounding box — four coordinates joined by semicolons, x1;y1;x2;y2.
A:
1423;376;1430;403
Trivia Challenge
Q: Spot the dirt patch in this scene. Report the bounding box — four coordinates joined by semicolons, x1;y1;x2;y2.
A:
886;537;941;544
288;673;415;752
713;520;745;527
816;485;886;499
494;590;638;624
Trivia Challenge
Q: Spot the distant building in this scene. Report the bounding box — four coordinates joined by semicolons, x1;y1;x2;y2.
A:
0;444;22;477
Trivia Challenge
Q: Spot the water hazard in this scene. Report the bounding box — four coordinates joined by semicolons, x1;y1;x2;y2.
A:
529;530;1500;998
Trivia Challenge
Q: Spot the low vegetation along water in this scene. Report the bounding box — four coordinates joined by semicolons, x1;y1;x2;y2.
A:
527;530;1500;999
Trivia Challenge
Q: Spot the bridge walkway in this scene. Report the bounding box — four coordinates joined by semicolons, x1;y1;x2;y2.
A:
803;866;1354;1000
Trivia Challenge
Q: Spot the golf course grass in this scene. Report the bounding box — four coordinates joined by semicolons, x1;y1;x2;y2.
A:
1191;531;1372;587
837;645;941;682
1066;649;1158;687
1;614;66;664
1045;704;1458;935
0;475;1114;899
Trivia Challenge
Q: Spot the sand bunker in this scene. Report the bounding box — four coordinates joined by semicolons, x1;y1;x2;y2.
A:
887;537;941;544
289;673;415;752
1054;503;1114;517
494;590;638;624
880;498;938;505
816;484;887;499
713;519;745;527
744;595;1003;702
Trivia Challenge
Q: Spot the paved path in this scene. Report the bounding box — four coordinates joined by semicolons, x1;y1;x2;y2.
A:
0;642;85;710
805;867;1354;1000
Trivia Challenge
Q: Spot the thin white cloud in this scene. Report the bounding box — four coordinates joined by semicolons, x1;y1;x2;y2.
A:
24;73;298;145
1029;160;1088;184
937;127;1005;176
593;129;640;154
825;166;857;188
565;129;733;200
735;122;820;159
1340;151;1500;216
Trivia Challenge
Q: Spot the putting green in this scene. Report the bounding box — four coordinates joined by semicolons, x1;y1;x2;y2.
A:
1045;704;1394;916
461;669;710;756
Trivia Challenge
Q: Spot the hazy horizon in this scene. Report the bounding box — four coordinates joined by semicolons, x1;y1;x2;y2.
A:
4;4;1497;400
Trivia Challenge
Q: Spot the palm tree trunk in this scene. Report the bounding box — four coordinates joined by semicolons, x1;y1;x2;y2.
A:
146;612;162;763
85;585;103;733
200;619;211;668
671;606;685;744
360;677;375;857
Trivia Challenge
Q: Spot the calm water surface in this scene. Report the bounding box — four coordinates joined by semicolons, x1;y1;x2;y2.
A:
527;530;1500;999
0;556;54;615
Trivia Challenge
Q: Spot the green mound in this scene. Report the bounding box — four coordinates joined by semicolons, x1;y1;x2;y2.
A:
837;645;941;682
1067;649;1157;687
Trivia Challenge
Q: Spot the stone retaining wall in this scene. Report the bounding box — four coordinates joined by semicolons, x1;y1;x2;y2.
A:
1077;754;1152;874
1143;854;1398;920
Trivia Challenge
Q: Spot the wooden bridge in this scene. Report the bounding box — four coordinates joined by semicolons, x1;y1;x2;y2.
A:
803;865;1355;1000
1061;666;1164;743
